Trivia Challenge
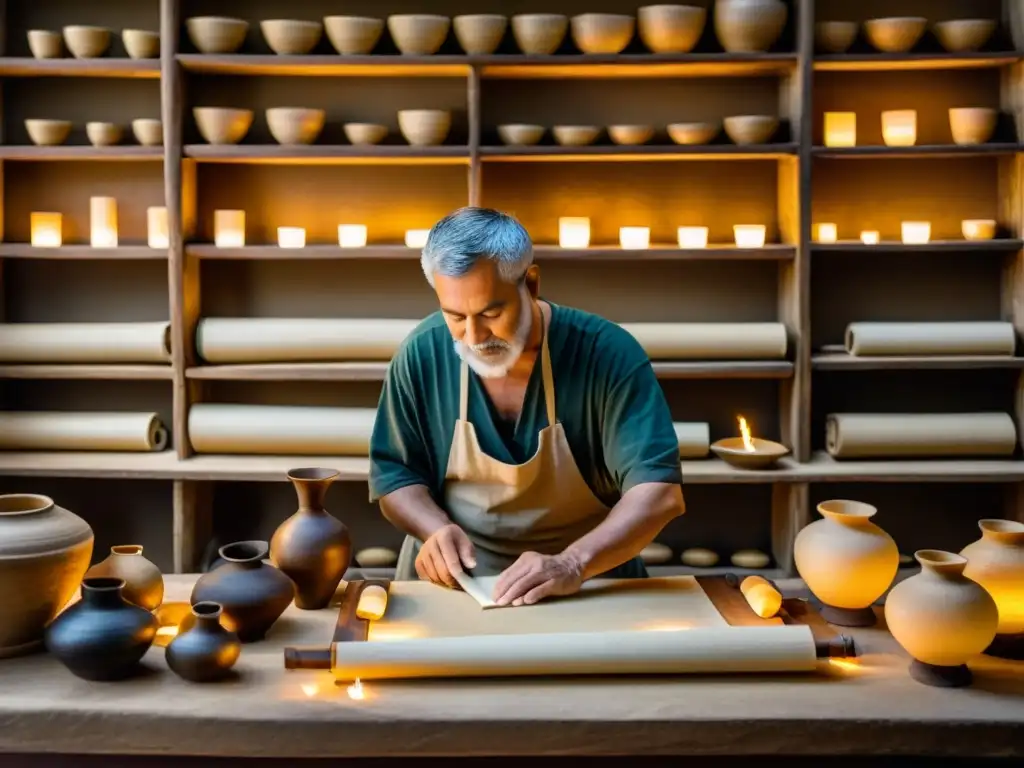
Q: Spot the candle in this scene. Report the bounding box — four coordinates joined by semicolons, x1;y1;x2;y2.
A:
30;212;62;247
147;206;169;249
619;226;650;249
278;227;306;248
901;221;931;244
882;110;917;147
405;229;429;248
558;217;590;248
962;219;996;240
338;224;367;248
733;225;766;248
89;197;118;247
214;210;245;248
816;223;838;243
824;112;856;147
677;226;708;248
860;230;880;244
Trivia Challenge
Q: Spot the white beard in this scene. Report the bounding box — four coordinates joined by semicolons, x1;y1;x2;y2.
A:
453;283;534;379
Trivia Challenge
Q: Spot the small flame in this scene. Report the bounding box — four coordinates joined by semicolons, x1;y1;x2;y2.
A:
156;626;178;637
301;682;320;698
737;415;755;452
347;679;365;700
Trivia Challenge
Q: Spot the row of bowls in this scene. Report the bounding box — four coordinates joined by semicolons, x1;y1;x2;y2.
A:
186;1;787;57
25;119;162;148
28;26;159;59
500;116;778;147
817;17;996;54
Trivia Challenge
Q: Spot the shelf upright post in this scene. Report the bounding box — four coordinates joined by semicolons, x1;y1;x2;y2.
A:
468;63;482;206
0;0;6;331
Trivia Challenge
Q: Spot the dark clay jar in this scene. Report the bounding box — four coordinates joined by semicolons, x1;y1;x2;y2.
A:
44;577;158;681
165;601;241;682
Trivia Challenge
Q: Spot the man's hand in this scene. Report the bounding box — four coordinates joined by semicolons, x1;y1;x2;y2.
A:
492;551;584;607
416;523;476;588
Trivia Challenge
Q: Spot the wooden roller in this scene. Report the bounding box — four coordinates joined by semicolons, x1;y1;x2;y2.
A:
725;572;782;618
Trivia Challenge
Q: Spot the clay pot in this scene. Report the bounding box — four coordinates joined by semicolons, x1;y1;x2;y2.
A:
553;125;600;146
713;0;787;53
165;601;241;682
454;14;508;55
344;122;388;145
45;577;158;681
885;550;998;687
190;541;294;642
960;520;1024;637
261;20;323;55
387;14;451;55
266;108;326;145
608;125;655;145
85;544;164;611
711;437;788;468
398;109;451;146
123;29;160;59
498;124;545;146
324;16;385;55
186;17;249;54
723;114;778;144
355;547;399;568
863;17;927;53
132;118;163;146
815;21;858;53
793;499;899;626
26;119;72;146
933;19;996;52
638;5;706;53
962;219;996;240
193;107;254;145
668;122;720;145
63;26;111;58
0;493;93;658
86;122;123;147
571;13;636;54
270;468;352;610
949;107;997;146
28;30;63;59
511;14;568;55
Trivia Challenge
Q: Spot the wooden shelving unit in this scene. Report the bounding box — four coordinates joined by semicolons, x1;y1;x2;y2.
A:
2;0;1024;580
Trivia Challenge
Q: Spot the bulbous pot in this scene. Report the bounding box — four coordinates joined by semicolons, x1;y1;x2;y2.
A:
714;0;787;53
86;544;164;611
793;499;898;626
191;540;294;642
271;468;352;610
165;601;241;682
44;577;158;681
0;493;94;658
885;550;998;687
960;518;1024;658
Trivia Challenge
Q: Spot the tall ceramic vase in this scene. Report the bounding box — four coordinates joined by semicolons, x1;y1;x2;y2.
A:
0;493;94;658
271;468;352;610
960;519;1024;659
85;544;164;611
885;550;998;687
793;499;899;626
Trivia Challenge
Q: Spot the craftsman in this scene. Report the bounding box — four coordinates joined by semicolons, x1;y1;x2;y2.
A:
369;206;685;607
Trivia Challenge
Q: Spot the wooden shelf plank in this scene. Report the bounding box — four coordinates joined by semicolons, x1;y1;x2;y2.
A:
0;57;161;78
183;144;470;165
813;52;1021;72
481;144;797;162
185;244;417;260
812;239;1024;253
0;365;174;380
802;452;1024;482
0;145;163;161
812;143;1023;159
650;361;794;378
812;353;1024;371
0;245;168;260
177;53;471;77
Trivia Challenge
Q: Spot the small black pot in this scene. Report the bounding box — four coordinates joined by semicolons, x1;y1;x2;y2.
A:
165;601;241;682
44;577;158;681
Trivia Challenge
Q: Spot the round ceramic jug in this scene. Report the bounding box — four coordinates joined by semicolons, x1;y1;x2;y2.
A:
166;601;241;682
885;550;998;687
793;499;899;626
85;544;164;611
961;518;1024;656
714;0;787;53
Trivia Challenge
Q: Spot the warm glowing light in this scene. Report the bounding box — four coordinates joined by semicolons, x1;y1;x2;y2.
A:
214;210;245;248
824;112;856;147
677;226;708;248
733;225;766;248
30;212;62;247
559;217;590;248
347;679;366;700
356;585;389;621
90;196;118;247
901;221;931;244
156;625;178;637
828;658;863;674
962;219;996;240
278;227;306;249
619;226;650;249
300;683;320;697
338;224;367;248
882;110;917;147
860;230;880;245
640;621;693;632
147;206;169;249
816;223;837;243
367;623;423;642
405;229;429;248
737;415;755;452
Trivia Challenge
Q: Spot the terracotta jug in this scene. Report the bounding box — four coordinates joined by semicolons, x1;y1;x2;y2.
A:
960;518;1024;659
885;550;998;687
793;499;899;626
0;493;94;658
166;601;241;683
271;468;352;610
86;544;164;611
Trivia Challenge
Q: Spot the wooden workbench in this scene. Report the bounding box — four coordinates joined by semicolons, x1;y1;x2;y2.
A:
0;575;1021;761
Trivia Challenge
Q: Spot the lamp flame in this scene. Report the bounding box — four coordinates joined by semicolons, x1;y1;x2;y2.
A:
737;416;755;452
347;679;365;700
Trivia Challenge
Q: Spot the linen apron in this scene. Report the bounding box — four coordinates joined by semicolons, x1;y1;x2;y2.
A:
395;311;647;581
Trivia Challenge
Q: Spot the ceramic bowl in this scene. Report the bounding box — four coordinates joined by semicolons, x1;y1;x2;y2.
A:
266;108;325;145
397;109;451;146
511;13;568;54
667;121;719;145
27;30;63;59
553;125;600;146
711;437;789;470
324;16;384;55
962;219;997;240
570;13;635;54
193;107;254;145
63;26;111;58
949;107;997;145
261;19;323;55
344;122;388;145
497;124;545;146
454;14;508;54
132;118;163;146
186;17;249;54
933;19;997;52
122;29;159;59
714;0;788;53
387;14;451;55
637;4;706;53
86;122;123;147
724;115;778;144
815;20;858;52
863;17;927;52
608;124;655;145
25;119;73;147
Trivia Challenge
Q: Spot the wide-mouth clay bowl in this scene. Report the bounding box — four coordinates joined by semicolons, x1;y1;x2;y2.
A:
511;13;568;54
387;14;451;55
863;17;928;52
815;20;858;52
497;124;545;146
667;121;720;145
711;437;790;470
186;17;249;54
28;30;63;59
638;4;706;53
724;115;778;144
63;25;112;58
86;122;123;147
261;19;323;55
122;29;160;59
933;19;997;52
949;107;998;145
570;13;635;54
344;122;388;145
266;107;326;145
453;14;508;54
608;124;655;145
132;119;163;146
25;119;73;146
324;16;385;55
714;0;788;53
553;125;601;146
961;219;997;240
193;107;254;145
397;109;452;146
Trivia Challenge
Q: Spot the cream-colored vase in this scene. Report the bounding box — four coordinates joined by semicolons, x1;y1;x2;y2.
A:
961;519;1024;654
885;550;998;687
793;499;898;626
85;544;164;611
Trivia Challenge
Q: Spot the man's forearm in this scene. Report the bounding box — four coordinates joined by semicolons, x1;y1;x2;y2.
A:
562;482;685;581
378;484;452;542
